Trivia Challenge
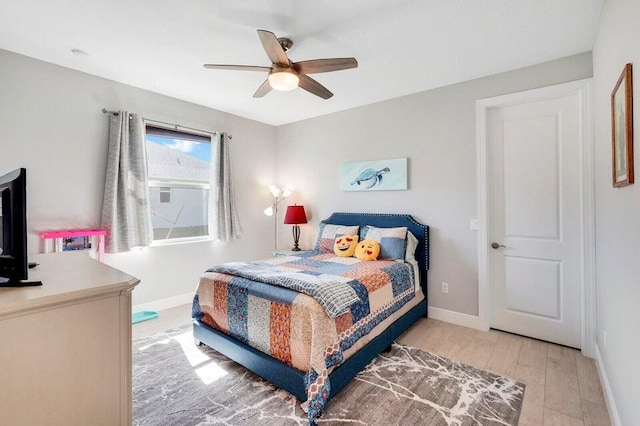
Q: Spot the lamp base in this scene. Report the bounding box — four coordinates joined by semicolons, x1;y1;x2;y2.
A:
291;224;301;251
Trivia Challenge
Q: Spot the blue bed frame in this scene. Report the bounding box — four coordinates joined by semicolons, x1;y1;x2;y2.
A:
192;212;429;402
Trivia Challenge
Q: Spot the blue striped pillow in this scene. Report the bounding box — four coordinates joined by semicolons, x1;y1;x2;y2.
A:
360;225;408;260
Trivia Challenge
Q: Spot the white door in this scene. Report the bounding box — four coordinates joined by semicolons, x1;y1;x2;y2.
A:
487;90;583;348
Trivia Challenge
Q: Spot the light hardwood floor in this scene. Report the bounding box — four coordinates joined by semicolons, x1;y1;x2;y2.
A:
133;304;611;426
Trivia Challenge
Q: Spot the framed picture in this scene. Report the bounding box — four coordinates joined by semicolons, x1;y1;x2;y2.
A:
341;158;408;191
62;236;92;251
611;63;634;187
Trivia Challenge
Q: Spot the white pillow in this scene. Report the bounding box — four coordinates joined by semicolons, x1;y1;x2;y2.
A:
405;230;418;262
404;231;421;290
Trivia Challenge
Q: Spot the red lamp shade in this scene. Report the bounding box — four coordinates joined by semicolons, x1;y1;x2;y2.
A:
283;205;307;224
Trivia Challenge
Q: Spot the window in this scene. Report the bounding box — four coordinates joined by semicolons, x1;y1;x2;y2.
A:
159;187;171;204
145;125;211;242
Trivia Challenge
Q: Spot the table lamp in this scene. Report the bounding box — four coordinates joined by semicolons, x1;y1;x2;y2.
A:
283;205;307;251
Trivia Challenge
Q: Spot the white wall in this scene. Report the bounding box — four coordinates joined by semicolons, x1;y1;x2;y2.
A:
0;49;277;306
276;53;593;317
592;0;640;423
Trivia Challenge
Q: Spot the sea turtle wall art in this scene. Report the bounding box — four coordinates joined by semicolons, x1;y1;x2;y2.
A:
341;158;408;191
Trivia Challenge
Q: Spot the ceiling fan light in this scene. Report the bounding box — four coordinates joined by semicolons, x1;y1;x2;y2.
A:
268;71;299;91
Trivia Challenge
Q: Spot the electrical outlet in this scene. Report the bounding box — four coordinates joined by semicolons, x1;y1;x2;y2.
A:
441;282;449;294
470;219;479;230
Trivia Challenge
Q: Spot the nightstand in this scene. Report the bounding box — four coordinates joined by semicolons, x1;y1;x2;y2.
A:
272;248;310;257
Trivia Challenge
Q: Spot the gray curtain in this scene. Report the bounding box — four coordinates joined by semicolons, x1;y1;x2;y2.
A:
100;111;153;252
208;132;242;241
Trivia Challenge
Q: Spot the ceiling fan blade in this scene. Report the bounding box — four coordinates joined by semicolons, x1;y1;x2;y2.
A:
257;29;289;65
253;80;272;98
293;58;358;75
204;64;271;72
298;75;333;99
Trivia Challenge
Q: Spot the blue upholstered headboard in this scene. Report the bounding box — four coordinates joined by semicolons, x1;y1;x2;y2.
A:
322;212;429;295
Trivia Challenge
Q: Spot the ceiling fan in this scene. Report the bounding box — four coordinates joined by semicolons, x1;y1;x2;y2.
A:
204;29;358;99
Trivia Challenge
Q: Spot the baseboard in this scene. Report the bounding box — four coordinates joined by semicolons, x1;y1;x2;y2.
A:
594;343;622;426
428;306;480;329
132;292;193;314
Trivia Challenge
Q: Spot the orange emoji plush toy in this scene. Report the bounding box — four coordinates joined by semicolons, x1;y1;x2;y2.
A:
355;239;381;261
334;235;359;257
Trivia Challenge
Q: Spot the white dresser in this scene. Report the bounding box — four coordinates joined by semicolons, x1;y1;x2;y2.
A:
0;252;139;425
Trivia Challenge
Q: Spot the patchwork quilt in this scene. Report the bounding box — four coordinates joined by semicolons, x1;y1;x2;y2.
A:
192;251;417;425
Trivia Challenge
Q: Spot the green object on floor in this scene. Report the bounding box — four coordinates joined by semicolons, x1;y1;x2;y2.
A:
132;311;159;324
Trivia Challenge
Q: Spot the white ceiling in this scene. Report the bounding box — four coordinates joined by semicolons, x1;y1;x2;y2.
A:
0;0;602;126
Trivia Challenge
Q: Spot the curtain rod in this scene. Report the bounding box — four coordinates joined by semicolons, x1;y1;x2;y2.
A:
101;108;231;139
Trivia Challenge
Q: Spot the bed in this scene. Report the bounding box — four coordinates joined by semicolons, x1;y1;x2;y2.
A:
192;212;429;423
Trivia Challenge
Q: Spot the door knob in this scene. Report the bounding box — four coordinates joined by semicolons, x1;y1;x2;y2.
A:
491;242;506;249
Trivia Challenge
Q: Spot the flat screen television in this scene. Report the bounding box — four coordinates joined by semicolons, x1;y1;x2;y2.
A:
0;168;41;287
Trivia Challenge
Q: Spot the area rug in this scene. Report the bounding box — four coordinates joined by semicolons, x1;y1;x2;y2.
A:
133;325;525;425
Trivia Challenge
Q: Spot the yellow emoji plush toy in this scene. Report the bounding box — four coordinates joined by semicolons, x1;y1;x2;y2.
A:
334;235;359;257
355;239;381;261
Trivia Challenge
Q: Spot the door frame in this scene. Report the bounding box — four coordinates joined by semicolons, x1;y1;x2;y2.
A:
475;79;596;357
